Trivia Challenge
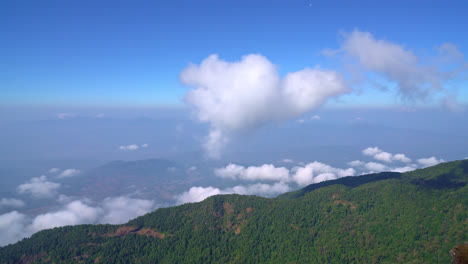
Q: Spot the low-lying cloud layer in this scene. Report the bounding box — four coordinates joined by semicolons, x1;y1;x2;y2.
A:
181;54;349;158
175;182;290;205
0;196;157;247
17;176;61;198
0;198;25;208
176;147;446;204
362;147;411;163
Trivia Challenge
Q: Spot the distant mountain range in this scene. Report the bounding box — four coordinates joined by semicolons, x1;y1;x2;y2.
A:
62;158;203;202
1;160;467;263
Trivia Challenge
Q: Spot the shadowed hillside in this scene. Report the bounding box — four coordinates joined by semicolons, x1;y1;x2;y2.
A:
1;160;467;263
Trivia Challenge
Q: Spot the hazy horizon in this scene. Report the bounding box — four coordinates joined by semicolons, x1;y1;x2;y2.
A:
1;0;467;247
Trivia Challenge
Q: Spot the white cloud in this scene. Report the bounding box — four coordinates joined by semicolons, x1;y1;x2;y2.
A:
417;157;445;168
99;197;155;224
229;182;290;197
0;196;157;246
176;186;222;204
215;164;289;182
339;30;465;100
176;182;291;204
363;162;388;173
57;169;80;179
17;176;60;198
141;143;149;148
362;147;411;163
181;54;348;158
282;158;294;163
0;198;25;208
119;144;139;151
373;151;393;163
362;147;382;156
291;162;355;186
393;154;412;163
348;160;365;167
391;165;418;173
31;201;101;232
0;211;29;247
49;168;60;174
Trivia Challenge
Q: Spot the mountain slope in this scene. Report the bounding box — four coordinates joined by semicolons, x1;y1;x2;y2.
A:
1;160;467;263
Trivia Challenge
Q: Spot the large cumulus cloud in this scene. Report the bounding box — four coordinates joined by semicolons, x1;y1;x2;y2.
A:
181;54;349;158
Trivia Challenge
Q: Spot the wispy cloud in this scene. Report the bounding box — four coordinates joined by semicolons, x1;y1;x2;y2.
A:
119;144;139;151
119;144;149;151
329;29;466;102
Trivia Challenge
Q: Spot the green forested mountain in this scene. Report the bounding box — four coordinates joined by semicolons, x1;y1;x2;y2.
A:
1;160;467;263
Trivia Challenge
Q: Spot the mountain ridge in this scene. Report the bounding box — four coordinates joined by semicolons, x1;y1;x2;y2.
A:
1;160;467;263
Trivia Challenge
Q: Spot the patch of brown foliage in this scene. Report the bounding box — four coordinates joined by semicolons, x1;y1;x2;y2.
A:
114;226;137;236
136;228;165;239
19;252;47;264
104;226;166;239
451;243;468;264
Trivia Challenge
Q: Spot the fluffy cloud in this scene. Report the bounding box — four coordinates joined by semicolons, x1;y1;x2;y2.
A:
0;198;25;208
362;147;411;163
181;54;348;158
57;169;80;179
99;197;155;224
417;157;445;168
291;162;356;186
336;30;466;101
17;176;60;198
119;144;139;151
0;196;157;246
0;211;29;247
31;201;101;231
176;186;222;204
215;161;357;187
363;162;388;173
348;160;365;167
215;164;289;182
176;182;291;204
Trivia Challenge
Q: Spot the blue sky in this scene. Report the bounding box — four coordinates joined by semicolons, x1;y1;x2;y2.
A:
2;0;467;107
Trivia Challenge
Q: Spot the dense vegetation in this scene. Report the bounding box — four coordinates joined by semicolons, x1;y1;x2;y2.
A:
1;160;467;263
